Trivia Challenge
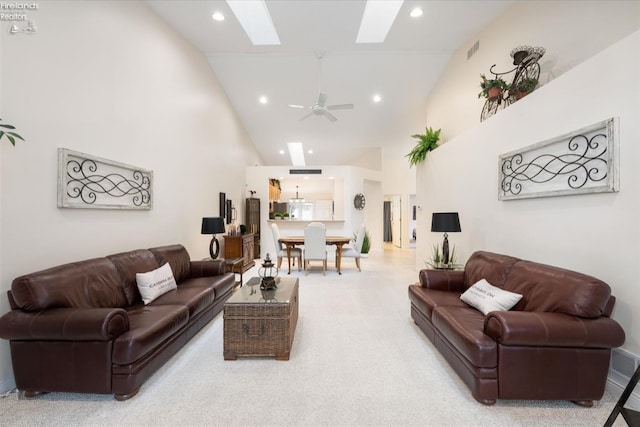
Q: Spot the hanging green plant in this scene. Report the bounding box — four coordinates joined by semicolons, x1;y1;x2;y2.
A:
406;127;441;167
0;118;25;146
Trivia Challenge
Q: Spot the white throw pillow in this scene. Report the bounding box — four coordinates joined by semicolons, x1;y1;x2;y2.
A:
460;279;523;315
135;263;177;305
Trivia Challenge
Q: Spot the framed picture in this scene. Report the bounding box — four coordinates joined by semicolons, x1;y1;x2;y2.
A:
219;192;226;218
57;148;152;209
498;117;619;200
226;199;233;224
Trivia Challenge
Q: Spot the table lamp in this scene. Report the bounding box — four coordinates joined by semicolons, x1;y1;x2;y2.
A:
201;217;226;259
431;212;461;265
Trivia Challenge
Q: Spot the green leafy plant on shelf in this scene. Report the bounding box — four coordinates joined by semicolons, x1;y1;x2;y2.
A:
478;74;509;99
406;127;441;167
273;212;283;219
0;118;25;146
269;178;281;191
514;77;538;99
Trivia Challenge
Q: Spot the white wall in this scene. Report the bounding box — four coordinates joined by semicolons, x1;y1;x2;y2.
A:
0;1;261;391
417;31;640;361
426;1;640;142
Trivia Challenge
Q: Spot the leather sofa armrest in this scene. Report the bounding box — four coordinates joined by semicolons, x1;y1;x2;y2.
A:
190;260;226;277
418;269;466;292
485;311;626;348
0;307;129;341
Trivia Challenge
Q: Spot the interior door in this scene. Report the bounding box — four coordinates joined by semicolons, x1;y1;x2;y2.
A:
391;195;401;248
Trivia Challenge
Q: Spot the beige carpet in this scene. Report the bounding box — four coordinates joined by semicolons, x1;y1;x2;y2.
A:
0;247;625;426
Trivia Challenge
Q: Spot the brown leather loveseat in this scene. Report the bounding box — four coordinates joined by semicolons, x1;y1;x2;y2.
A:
0;244;235;400
408;251;625;406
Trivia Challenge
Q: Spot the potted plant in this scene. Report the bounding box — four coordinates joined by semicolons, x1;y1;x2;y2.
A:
425;244;442;268
478;74;509;100
406;126;441;167
360;230;371;257
0;118;25;146
273;212;283;220
514;77;538;100
283;212;290;220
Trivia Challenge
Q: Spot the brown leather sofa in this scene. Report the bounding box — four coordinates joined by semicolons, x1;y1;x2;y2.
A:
0;244;235;400
408;251;625;406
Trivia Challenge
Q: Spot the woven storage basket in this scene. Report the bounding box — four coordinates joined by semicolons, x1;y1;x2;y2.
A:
224;278;298;360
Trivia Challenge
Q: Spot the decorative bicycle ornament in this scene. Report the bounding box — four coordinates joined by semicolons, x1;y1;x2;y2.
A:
480;46;545;122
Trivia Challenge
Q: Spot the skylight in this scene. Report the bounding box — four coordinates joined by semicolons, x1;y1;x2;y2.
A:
287;142;306;166
356;0;404;44
226;0;281;46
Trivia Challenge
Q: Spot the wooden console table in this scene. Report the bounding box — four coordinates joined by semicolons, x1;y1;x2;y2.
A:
223;234;255;274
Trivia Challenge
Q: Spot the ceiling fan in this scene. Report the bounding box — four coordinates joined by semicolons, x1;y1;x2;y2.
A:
288;55;354;122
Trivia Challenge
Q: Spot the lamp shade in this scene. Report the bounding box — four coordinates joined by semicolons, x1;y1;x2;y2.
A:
431;212;461;233
201;217;226;235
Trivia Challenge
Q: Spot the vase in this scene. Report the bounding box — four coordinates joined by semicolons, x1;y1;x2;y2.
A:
487;87;502;100
515;91;528;100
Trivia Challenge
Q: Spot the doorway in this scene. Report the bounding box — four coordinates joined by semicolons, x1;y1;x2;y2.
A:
408;194;416;248
383;195;402;248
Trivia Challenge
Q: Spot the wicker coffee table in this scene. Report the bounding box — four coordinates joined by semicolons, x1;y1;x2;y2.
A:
223;277;299;361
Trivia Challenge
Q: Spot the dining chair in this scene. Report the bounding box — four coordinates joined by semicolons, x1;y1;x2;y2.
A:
271;223;302;271
340;223;365;272
303;222;327;275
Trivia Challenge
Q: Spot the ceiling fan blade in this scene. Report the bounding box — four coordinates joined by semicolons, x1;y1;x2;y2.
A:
317;93;327;106
299;112;313;121
327;104;354;110
288;104;306;109
323;111;338;122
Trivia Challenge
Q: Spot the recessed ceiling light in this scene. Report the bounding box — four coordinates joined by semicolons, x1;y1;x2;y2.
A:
308;149;313;154
373;94;382;103
410;8;423;18
212;12;225;21
356;0;404;44
279;149;285;155
259;95;268;104
226;0;281;45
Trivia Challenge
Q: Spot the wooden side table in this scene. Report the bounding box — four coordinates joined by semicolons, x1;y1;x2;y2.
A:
220;257;244;287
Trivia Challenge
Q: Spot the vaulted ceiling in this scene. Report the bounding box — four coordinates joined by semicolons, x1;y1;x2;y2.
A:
146;1;513;167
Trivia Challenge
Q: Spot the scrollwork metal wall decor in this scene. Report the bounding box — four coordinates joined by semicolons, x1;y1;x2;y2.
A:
498;118;619;200
58;148;153;209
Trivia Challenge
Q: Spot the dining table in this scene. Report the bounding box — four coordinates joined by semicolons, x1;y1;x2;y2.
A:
278;236;352;275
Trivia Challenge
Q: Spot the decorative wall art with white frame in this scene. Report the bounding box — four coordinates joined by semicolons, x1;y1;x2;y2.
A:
498;117;619;201
58;148;153;209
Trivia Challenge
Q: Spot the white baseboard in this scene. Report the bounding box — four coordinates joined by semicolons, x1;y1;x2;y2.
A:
607;370;640;411
0;378;16;396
